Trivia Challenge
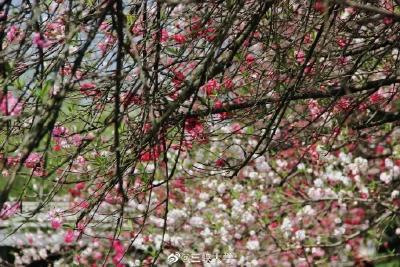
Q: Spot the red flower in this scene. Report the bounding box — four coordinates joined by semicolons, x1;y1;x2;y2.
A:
173;33;186;44
172;71;185;87
69;188;81;197
246;54;255;64
369;92;382;104
344;208;366;225
75;182;85;190
122;93;143;106
172;178;188;192
336;98;351;111
140;145;163;162
338;56;349;65
215;158;226;167
223;78;234;90
203;79;220;96
80;82;100;97
314;1;326;13
384;17;393;25
337;38;347;48
185;117;204;137
7;156;20;166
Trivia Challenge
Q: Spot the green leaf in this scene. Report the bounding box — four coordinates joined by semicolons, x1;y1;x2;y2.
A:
38;80;53;102
376;259;400;267
126;15;136;27
13;78;25;90
246;126;254;135
165;47;178;55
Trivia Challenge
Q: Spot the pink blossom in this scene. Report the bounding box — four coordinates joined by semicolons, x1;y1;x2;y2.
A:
214;100;228;120
122;93;143;106
160;29;169;42
140;146;162;162
172;178;188;192
81;82;96;89
303;33;312;44
383;17;393;25
0;92;22;116
294;50;305;64
60;65;72;76
308;99;323;120
223;78;234;90
131;23;144;35
98;42;108;54
246;54;256;64
32;32;50;48
51;217;63;230
214;100;223;109
100;22;110;32
231;123;242;133
173;33;186;44
172;71;185;87
24;152;42;169
344;208;366;225
45;20;65;41
105;34;116;45
304;65;313;74
335;98;351;111
75;155;86;165
71;134;83;146
143;123;152;133
64;229;75;243
312;247;325;258
7;155;20;166
75;182;86;190
93;251;103;260
203;79;220;96
7;25;19;42
205;27;216;42
98;34;116;54
338;56;349;65
185;117;204;137
52;126;68;137
357;102;367;111
337;38;347;48
69;187;81;197
369;92;383;104
314;1;326;13
80;82;98;97
0;202;20;220
33;167;46;177
112;240;124;254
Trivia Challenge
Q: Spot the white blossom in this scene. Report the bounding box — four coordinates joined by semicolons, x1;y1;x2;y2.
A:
246;239;260;251
380;172;393;184
295;230;306;241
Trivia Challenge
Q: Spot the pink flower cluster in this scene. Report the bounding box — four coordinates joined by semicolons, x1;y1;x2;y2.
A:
32;32;50;48
0;202;20;220
0;91;22;116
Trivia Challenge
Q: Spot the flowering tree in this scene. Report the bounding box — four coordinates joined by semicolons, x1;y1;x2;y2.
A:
1;0;400;266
